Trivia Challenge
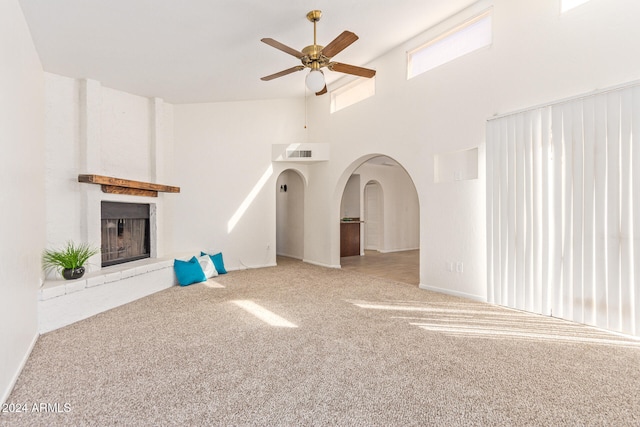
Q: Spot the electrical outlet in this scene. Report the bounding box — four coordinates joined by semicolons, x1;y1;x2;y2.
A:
456;261;463;273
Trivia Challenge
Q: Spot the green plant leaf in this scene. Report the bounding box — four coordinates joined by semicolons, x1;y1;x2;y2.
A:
42;241;99;275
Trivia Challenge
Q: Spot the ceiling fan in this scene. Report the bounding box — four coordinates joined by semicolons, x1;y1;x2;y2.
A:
260;10;376;95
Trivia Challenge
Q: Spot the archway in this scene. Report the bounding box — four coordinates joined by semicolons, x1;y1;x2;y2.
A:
336;155;420;285
275;169;305;260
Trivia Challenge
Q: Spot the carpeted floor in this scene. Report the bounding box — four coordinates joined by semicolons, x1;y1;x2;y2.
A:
2;258;640;426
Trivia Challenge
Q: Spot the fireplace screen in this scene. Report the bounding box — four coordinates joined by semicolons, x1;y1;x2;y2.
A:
101;202;150;267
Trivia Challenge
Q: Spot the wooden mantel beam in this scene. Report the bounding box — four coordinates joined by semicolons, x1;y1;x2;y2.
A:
78;174;180;198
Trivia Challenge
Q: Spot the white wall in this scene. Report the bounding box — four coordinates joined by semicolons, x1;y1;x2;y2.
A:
276;170;304;259
44;73;175;274
302;0;640;301
340;174;360;218
0;0;45;403
172;99;307;269
353;162;420;253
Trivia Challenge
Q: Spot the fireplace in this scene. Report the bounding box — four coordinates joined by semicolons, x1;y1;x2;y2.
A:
101;202;150;267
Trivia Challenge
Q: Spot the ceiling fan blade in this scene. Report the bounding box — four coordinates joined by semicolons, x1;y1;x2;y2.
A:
315;85;327;96
260;66;305;81
261;38;304;59
329;62;376;78
321;31;359;58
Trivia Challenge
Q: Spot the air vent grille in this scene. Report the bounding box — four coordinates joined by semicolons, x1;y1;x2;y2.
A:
287;150;312;158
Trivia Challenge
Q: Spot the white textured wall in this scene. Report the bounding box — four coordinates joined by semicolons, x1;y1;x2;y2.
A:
0;0;45;403
44;74;82;247
100;87;151;182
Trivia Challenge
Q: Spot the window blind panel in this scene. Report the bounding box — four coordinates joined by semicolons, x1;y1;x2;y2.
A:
507;116;517;308
523;112;534;312
561;103;575;321
493;121;504;306
551;105;565;318
633;86;640;335
582;96;597;326
531;109;543;313
541;107;552;315
500;119;510;306
486;81;640;337
485;122;500;303
619;89;634;334
571;100;585;324
516;114;527;310
486;121;496;304
593;93;609;328
606;91;621;331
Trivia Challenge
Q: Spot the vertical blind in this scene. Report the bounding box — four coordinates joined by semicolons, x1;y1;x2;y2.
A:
486;83;640;337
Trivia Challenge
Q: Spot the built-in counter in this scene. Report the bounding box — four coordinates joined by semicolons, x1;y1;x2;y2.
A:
340;218;363;257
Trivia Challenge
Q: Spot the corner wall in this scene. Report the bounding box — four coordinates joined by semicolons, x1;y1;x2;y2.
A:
172;99;307;269
0;0;45;403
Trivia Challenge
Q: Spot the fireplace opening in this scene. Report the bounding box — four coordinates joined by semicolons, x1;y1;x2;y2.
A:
101;202;150;267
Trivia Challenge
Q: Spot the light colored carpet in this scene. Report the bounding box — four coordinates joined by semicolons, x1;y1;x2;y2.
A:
2;258;640;426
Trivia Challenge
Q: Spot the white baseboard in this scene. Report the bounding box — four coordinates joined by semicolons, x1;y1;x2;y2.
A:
303;259;341;269
1;331;38;405
275;252;303;260
229;262;277;271
378;247;420;254
418;283;486;302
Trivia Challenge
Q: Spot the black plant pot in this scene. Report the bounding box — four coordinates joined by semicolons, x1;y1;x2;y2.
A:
62;266;85;280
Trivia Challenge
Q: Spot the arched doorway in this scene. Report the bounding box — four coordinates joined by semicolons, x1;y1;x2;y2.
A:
337;155;420;285
276;169;305;260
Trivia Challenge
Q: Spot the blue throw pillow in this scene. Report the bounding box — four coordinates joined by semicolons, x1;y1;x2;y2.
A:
201;251;227;274
174;257;206;286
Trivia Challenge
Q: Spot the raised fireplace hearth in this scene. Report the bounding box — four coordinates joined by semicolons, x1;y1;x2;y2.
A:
101;202;150;267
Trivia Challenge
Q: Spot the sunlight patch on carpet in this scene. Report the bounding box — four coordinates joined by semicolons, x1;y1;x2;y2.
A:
204;279;225;288
349;300;640;348
231;300;297;328
410;322;640;348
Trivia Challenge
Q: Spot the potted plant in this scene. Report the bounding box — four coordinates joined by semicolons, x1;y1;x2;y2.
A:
42;241;99;280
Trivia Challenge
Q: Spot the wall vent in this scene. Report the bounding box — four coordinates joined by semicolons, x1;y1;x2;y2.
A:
287;150;312;158
272;143;329;162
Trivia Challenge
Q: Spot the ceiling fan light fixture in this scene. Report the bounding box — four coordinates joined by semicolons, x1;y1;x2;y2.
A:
305;69;325;93
260;10;376;95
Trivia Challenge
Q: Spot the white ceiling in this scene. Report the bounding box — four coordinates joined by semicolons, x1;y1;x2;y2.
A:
19;0;476;104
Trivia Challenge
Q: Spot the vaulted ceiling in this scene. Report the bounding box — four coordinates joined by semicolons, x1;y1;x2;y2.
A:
19;0;476;104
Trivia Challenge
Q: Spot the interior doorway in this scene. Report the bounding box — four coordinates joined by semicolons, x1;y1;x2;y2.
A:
338;155;420;285
364;181;382;251
276;169;304;260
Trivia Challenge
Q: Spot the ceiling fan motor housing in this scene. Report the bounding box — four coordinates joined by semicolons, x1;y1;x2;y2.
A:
301;45;329;70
